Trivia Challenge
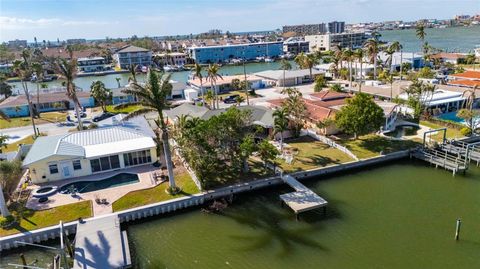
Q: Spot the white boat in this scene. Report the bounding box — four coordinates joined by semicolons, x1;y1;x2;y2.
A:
474;45;480;57
265;57;274;63
163;65;175;72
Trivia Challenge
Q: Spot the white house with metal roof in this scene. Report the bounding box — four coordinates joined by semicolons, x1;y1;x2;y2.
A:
23;127;157;184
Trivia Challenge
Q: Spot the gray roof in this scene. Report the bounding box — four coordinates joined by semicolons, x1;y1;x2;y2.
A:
116;45;150;53
23;127;152;166
164;104;274;128
254;69;324;81
96;114;156;138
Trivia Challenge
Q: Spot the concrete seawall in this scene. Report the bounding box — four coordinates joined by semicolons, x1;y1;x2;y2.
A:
0;150;410;251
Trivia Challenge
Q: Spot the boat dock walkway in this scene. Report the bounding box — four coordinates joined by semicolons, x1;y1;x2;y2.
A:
73;215;131;269
412;148;468;175
441;140;480;166
280;175;328;215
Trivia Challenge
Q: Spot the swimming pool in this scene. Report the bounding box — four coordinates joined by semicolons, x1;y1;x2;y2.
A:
436;111;467;124
59;173;139;194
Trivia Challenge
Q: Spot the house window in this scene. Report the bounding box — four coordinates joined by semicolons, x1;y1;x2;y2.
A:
123;150;152;167
90;159;101;172
90;154;121;173
72;160;82;170
49;164;58;174
110;155;120;169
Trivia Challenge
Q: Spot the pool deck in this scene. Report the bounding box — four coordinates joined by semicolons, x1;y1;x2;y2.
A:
26;165;162;216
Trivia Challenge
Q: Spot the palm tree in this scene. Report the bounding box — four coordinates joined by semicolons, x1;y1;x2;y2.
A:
205;90;214;108
193;63;205;105
54;46;83;130
279;59;292;89
273;107;289;154
364;38;381;80
206;64;222;109
13;49;38;136
90;81;111;112
0;183;10;217
115;77;122;88
117;71;178;191
416;22;426;43
354;48;365;92
235;95;245;106
295;53;318;82
342;48;354;91
31;62;44;116
127;64;139;84
385;41;402;72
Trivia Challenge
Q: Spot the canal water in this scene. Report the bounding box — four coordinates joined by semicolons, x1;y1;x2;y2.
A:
1;160;479;268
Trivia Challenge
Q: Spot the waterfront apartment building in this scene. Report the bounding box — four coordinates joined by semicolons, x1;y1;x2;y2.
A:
153;52;187;66
188;42;283;64
77;57;111;73
305;32;367;51
283;37;310;54
113;45;152;69
328;21;345;33
282;23;327;35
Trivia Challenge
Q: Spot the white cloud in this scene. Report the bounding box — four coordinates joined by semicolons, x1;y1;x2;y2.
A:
0;16;117;30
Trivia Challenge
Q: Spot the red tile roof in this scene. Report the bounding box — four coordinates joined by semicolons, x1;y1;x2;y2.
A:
450;71;480;80
447;79;480;88
310;90;350;101
266;98;335;122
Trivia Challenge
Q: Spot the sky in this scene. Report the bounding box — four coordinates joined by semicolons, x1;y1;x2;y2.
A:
0;0;479;42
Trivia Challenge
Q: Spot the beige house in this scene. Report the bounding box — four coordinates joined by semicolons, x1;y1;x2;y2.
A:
23;127;157;184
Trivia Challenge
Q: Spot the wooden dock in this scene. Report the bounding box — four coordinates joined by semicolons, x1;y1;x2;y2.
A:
412;148;468;175
73;215;131;269
442;140;480;166
280;175;328;215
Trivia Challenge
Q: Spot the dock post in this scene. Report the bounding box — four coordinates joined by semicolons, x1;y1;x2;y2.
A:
455;219;461;241
295;213;299;221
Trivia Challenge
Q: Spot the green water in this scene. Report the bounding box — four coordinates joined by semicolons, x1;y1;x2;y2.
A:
127;161;480;269
1;161;480;268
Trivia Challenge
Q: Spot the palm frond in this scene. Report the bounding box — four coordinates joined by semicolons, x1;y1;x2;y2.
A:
121;108;156;121
0;110;11;122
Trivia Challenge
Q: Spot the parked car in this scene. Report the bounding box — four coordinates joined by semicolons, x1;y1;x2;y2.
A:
93;112;115;122
223;94;240;104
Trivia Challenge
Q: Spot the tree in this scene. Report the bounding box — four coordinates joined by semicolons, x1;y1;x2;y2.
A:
364;38;381;80
239;135;256;172
116;71;178;192
206;64;223;109
54;46;84;130
329;83;343;93
280;88;307;137
235;95;245;106
335;93;385;139
385;41;402;72
193;63;205;105
417;67;435;79
205;89;214;108
115;77;122;88
354;48;365;92
342;48;354;90
0;160;22;217
457;109;480;135
280;59;292;89
31;61;44;116
90;81;112;112
313;75;327;92
13;49;38;136
415;22;426;48
0;135;8;153
0;74;12;99
273;107;289;154
127;64;139;84
257;139;279;171
231;78;241;91
295;53;319;81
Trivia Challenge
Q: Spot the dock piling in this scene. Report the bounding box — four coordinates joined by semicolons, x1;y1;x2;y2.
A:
455;219;461;241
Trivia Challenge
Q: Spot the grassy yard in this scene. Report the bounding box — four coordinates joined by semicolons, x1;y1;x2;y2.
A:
0;201;92;237
276;136;355;173
0;111;67;129
112;172;199;212
419;120;465;142
105;104;144;114
338;134;420;159
2;135;36;153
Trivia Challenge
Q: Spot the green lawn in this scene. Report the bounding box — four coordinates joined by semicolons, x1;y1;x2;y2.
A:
105;104;144;114
419;120;464;142
338;134;420;159
0;111;67;129
0;201;92;237
112;172;199;212
2;135;36;153
276;136;355;173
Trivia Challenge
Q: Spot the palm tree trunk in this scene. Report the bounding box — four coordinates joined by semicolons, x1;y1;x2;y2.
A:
283;68;286;89
243;158;249;173
0;184;10;217
373;54;377;80
74;102;83;130
309;68;313;82
36;82;40;117
23;82;37;137
400;50;403;80
280;133;284;154
359;61;363;92
200;80;205;106
215;83;219;109
161;128;176;189
349;61;352;92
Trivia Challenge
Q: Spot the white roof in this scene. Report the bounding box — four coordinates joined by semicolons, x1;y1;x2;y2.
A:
23;127;155;166
398;89;464;104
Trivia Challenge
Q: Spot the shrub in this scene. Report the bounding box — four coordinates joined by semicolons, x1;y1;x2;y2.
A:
0;215;15;228
460;127;472;137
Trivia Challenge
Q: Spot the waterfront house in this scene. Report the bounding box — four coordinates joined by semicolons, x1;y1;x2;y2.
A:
188;74;263;94
188;41;283;64
447;70;480;88
397;89;468;115
0;91;94;117
153;52;188;67
282;37;310;55
430;53;468;65
254;69;325;87
111;80;186;104
22;127;157;184
77;57;111;73
305;32;366;52
113;45;152;69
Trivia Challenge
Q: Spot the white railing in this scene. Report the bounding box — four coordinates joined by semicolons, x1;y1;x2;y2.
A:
301;129;359;161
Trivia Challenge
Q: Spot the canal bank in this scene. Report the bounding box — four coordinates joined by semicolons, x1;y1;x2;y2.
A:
0;150;409;252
